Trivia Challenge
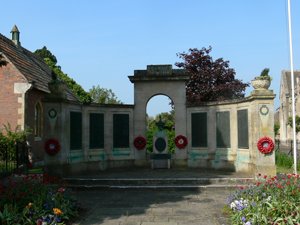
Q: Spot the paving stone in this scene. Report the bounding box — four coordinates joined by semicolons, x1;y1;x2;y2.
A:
141;223;178;225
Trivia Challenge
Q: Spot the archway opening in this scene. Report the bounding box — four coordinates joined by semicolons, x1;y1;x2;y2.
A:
146;95;175;153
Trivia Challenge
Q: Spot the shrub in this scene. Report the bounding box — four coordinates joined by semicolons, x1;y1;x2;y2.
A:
226;174;300;224
0;174;78;225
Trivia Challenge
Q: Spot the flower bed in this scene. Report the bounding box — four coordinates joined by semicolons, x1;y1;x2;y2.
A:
0;173;79;225
226;174;300;225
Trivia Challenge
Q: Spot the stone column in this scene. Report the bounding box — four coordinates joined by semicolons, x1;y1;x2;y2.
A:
250;89;276;176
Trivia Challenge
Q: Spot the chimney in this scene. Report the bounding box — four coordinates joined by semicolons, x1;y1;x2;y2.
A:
11;25;21;46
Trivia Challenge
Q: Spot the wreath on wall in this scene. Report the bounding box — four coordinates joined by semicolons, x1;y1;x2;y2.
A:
257;137;274;154
175;135;188;149
134;136;147;150
44;139;61;156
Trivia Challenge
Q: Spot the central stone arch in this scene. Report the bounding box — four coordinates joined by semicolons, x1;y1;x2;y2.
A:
128;65;189;166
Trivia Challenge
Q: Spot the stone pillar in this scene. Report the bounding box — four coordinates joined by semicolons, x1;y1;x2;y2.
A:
250;89;276;176
14;82;32;129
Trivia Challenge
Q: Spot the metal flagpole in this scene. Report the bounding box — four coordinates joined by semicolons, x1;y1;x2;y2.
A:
287;0;297;174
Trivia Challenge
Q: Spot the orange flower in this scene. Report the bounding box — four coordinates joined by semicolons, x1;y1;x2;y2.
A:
53;208;63;215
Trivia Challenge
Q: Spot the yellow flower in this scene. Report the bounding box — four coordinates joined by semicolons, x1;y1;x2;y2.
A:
26;202;33;209
53;207;63;215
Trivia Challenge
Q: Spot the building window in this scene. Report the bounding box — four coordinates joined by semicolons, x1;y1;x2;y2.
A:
34;102;42;137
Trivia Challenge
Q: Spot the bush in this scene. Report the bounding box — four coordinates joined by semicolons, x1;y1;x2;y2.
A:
275;152;294;168
0;174;78;225
226;174;300;224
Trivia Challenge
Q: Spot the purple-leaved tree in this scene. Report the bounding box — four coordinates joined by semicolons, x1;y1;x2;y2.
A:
176;47;249;105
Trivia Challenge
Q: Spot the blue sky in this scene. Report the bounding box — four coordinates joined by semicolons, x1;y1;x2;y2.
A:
1;0;299;116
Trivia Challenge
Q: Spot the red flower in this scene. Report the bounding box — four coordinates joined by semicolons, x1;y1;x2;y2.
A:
174;135;188;149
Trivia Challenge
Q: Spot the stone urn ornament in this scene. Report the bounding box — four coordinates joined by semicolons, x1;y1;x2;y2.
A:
251;68;272;90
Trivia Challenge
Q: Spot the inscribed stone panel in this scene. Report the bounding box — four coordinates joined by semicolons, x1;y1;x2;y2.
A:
191;113;208;147
70;111;82;150
89;113;104;149
113;114;129;148
238;109;249;148
216;111;230;148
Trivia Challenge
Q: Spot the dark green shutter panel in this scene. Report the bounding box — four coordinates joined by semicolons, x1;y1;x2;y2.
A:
216;111;230;148
70;112;82;150
89;113;104;149
113;114;129;148
238;109;249;148
191;113;208;147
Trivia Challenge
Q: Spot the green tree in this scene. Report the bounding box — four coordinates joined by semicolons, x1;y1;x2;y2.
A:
146;111;175;153
34;47;92;104
34;46;57;64
89;85;123;104
176;47;249;105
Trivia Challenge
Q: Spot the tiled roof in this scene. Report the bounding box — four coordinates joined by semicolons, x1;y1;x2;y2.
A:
0;32;79;102
0;32;52;93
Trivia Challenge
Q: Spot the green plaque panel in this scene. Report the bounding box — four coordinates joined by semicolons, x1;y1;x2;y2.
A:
70;112;82;150
238;109;249;148
216;111;230;148
89;113;104;149
191;113;207;147
155;137;167;152
113;114;129;148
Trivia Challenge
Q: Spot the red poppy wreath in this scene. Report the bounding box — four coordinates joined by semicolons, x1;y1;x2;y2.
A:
175;135;188;149
134;136;147;150
44;139;61;156
257;137;274;154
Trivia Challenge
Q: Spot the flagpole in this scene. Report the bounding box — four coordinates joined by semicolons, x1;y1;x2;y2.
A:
287;0;297;174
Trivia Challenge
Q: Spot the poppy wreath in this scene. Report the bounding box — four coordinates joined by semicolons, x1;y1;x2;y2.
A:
44;138;61;156
175;135;188;149
134;136;147;150
257;137;274;154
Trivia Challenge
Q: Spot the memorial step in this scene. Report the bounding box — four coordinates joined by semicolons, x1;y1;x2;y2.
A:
63;177;255;190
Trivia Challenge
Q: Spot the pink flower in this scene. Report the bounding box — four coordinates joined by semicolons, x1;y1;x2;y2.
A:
58;187;65;193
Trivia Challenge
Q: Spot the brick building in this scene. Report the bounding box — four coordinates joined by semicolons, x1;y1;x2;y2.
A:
0;25;77;161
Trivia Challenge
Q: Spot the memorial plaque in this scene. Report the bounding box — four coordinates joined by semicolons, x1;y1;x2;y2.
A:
216;111;230;148
238;109;249;148
89;113;104;149
191;113;208;147
70;111;82;150
113;114;129;148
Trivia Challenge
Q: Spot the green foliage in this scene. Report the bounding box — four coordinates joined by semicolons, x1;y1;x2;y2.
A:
287;115;300;134
255;68;272;81
0;174;78;225
146;111;175;153
34;47;92;104
276;151;300;169
274;123;280;136
227;174;300;224
34;46;57;65
89;85;123;104
0;124;31;160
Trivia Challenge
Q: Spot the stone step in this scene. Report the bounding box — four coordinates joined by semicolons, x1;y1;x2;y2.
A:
63;177;254;190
